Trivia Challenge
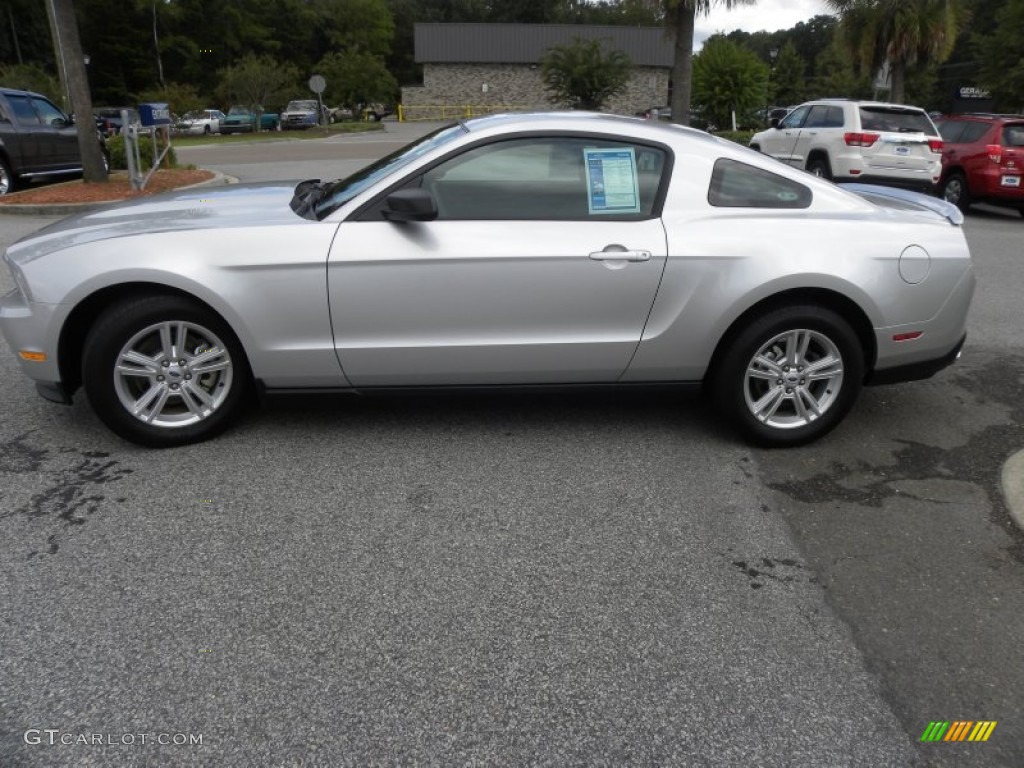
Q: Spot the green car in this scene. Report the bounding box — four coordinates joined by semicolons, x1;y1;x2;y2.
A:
219;106;279;134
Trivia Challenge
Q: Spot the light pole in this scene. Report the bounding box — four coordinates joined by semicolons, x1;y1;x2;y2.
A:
766;47;779;125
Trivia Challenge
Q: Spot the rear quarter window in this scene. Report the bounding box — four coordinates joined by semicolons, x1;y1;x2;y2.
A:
1004;124;1024;147
708;158;812;209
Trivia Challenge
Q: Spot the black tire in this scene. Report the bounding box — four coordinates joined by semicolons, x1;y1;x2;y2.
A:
806;155;832;180
203;124;211;135
0;154;17;196
712;305;865;447
82;295;251;448
750;143;761;153
941;172;971;212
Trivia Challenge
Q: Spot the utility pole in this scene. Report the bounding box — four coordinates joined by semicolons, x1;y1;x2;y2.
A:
45;0;108;184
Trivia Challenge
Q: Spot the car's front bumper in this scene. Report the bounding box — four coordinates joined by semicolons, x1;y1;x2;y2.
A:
0;287;64;388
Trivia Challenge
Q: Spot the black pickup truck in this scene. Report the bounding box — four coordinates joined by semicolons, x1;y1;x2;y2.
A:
0;86;108;196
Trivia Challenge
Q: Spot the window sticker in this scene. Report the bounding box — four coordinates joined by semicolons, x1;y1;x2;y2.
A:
584;148;641;215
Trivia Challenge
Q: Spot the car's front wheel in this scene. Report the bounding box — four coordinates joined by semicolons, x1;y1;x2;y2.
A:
712;305;864;447
82;296;250;447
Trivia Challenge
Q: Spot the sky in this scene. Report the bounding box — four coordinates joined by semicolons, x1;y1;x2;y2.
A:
695;0;835;48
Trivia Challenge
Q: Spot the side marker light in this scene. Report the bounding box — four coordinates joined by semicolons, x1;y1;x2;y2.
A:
18;351;47;362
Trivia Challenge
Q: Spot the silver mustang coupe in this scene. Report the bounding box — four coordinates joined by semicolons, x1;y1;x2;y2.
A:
1;113;974;448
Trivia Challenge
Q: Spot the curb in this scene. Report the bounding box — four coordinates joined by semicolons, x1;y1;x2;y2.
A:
0;171;238;216
1001;449;1024;533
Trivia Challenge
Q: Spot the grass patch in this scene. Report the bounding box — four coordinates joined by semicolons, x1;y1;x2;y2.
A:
172;121;386;147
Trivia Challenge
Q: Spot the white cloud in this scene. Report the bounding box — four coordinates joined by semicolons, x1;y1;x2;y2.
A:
695;0;835;49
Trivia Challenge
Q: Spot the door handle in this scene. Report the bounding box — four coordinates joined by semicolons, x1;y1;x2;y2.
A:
589;247;651;262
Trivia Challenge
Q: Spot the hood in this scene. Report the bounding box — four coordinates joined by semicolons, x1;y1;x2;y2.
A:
7;182;310;266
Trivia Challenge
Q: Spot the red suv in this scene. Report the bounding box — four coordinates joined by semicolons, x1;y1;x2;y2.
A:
937;113;1024;217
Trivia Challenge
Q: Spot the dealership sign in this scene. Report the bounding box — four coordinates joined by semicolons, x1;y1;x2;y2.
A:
957;86;992;100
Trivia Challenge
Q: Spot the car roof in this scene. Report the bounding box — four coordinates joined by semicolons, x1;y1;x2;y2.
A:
808;99;929;112
0;86;49;99
942;113;1024;121
461;110;718;143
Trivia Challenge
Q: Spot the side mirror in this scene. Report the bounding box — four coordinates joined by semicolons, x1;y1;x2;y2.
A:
770;118;781;129
382;188;437;222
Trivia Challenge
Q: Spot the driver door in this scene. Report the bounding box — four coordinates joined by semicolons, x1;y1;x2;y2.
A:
761;105;809;167
327;135;671;387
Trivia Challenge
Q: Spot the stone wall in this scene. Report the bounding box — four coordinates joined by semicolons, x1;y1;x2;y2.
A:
400;63;669;120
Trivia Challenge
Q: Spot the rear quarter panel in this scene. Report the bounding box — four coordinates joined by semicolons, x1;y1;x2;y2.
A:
623;147;971;381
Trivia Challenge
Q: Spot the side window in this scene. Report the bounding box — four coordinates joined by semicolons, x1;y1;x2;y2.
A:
708;158;812;209
938;120;967;143
29;97;66;126
6;95;40;125
779;106;809;130
803;105;830;128
960;122;991;143
418;137;668;221
825;106;845;128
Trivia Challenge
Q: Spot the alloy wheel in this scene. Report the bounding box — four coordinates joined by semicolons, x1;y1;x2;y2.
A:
742;328;844;429
112;320;234;428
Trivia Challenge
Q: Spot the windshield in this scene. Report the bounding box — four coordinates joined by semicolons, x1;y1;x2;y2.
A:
228;106;249;115
313;123;467;220
286;101;317;111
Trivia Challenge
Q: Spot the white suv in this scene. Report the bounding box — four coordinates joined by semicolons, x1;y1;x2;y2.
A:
750;99;943;193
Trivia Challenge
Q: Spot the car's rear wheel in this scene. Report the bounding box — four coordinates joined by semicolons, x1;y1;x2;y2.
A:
712;305;864;447
942;172;971;212
82;296;250;447
806;155;832;180
0;155;17;195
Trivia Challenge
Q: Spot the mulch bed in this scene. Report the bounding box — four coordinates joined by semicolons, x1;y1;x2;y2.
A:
0;169;216;205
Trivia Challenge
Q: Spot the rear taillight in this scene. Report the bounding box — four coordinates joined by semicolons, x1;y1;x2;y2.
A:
928;138;943;153
845;131;880;147
987;144;1002;163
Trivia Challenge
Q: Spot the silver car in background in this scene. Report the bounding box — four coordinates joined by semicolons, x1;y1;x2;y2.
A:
0;113;974;448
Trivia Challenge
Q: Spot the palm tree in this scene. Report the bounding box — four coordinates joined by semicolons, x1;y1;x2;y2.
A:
665;0;756;126
826;0;965;103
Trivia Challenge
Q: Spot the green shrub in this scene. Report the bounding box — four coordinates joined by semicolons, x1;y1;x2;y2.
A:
106;134;177;171
713;130;757;147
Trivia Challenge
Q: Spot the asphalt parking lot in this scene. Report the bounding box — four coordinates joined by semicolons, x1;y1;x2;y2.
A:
0;125;1022;766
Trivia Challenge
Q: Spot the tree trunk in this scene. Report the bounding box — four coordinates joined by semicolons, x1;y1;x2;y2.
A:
153;1;165;89
669;3;696;126
46;0;108;184
890;59;905;103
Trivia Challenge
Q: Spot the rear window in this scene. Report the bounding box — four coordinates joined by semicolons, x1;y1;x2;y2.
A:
708;158;812;209
859;107;936;135
1004;124;1024;147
